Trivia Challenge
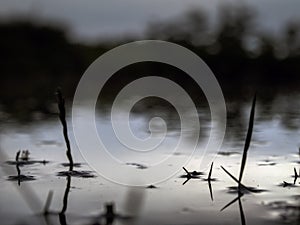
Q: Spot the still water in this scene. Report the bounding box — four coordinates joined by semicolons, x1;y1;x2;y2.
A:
0;93;299;225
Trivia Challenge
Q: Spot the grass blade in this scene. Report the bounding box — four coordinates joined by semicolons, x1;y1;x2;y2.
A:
208;162;213;181
182;178;190;185
238;94;256;185
182;167;190;175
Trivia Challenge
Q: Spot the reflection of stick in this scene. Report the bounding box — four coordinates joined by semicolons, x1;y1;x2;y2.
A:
59;175;71;225
294;167;298;184
238;196;246;225
43;190;54;215
208;180;213;201
56;88;74;171
221;192;244;211
0;145;43;220
238;94;256;190
16;150;21;175
60;175;71;214
16;150;21;185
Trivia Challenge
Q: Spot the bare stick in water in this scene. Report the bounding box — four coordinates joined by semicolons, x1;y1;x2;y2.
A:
56;88;74;171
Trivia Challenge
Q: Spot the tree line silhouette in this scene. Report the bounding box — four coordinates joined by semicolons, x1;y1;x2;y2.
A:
0;4;299;120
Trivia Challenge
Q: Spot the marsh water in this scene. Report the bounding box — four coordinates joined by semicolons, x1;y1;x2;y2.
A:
0;93;300;225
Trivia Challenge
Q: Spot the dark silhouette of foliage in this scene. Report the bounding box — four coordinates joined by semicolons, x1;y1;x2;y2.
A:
0;4;299;125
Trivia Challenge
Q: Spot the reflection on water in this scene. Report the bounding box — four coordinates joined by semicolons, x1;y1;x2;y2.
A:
0;93;300;224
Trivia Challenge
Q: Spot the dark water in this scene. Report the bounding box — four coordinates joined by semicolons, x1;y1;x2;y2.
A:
0;93;299;225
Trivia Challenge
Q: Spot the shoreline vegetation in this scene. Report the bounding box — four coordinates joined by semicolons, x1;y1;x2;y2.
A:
0;4;299;121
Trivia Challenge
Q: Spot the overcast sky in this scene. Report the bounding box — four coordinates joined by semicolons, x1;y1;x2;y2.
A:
0;0;299;43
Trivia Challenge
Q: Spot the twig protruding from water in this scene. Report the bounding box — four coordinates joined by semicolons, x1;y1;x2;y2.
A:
56;88;74;171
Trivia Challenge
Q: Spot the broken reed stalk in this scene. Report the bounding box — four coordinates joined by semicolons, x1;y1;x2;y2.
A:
238;94;256;189
56;88;74;171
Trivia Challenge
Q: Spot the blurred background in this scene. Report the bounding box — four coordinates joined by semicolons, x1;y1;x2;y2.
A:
0;0;300;129
0;2;300;224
